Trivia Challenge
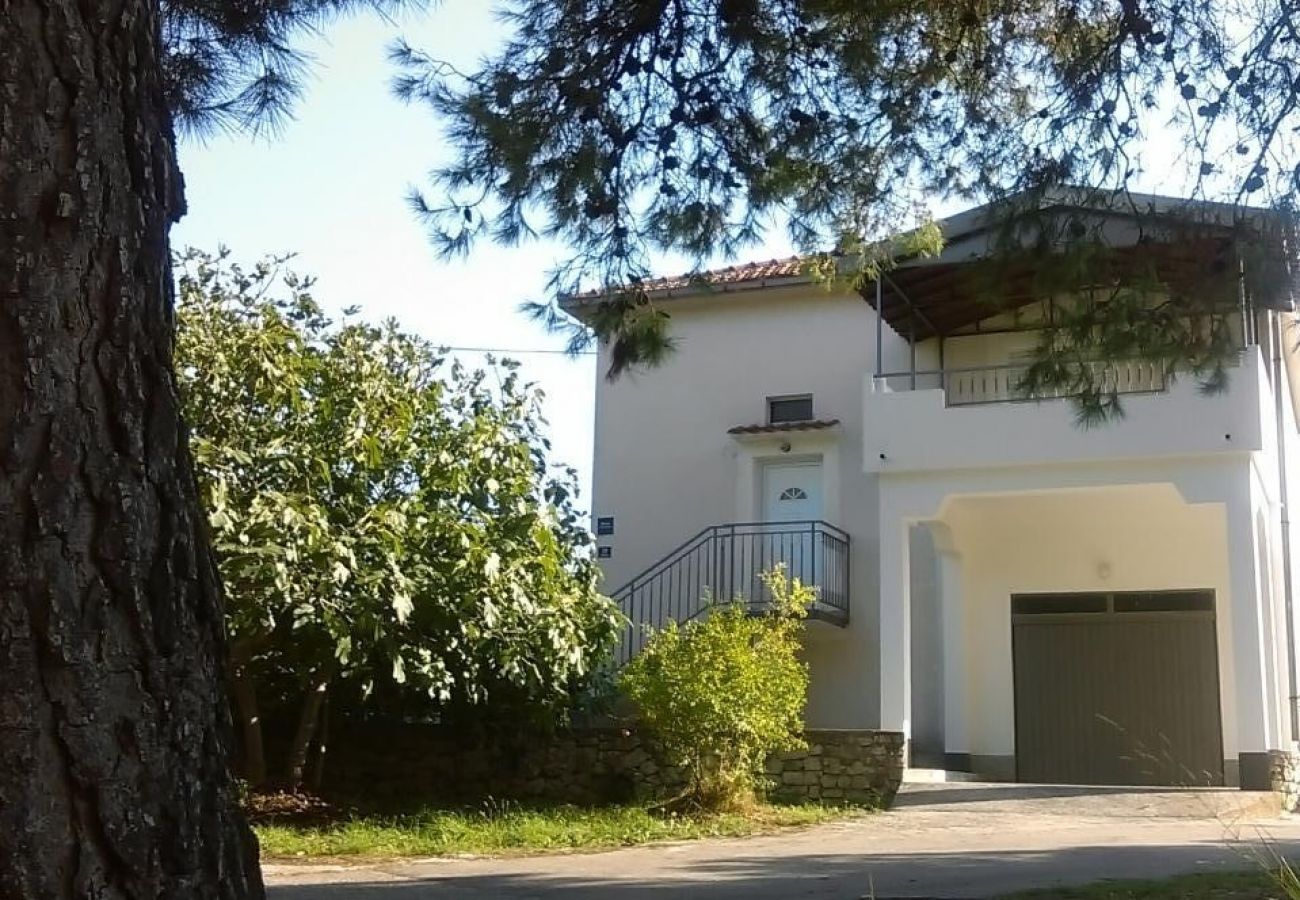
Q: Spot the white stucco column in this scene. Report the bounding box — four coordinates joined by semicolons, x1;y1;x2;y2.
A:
936;536;969;763
879;516;912;743
1225;488;1278;787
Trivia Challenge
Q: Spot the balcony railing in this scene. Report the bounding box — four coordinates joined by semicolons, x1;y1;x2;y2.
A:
609;520;850;665
875;359;1168;407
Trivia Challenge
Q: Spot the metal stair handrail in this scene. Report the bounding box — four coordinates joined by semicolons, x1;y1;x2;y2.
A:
607;524;721;606
606;520;850;665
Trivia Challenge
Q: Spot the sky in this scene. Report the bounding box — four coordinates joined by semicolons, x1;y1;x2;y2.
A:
172;5;793;513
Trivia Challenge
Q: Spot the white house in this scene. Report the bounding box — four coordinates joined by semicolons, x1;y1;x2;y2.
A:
563;189;1300;790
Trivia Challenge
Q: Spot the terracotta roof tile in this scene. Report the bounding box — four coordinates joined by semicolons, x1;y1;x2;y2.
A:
641;256;808;293
571;255;811;301
726;418;841;436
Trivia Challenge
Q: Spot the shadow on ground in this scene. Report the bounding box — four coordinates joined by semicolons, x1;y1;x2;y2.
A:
893;783;1245;807
268;839;1300;899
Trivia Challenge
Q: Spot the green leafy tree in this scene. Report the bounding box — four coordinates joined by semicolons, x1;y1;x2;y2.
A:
174;250;620;789
620;567;812;810
397;0;1299;391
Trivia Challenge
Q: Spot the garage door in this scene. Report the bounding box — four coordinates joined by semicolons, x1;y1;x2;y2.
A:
1012;591;1224;786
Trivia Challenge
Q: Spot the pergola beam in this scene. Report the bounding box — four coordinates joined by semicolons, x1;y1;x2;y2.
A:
882;271;943;338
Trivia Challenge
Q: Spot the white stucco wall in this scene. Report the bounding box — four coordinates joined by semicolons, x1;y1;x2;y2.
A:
1253;312;1300;752
877;458;1300;790
584;269;1300;773
875;333;1300;780
937;485;1236;764
865;351;1268;475
589;284;912;728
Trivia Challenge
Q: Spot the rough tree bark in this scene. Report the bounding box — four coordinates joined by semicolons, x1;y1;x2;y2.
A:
0;2;265;896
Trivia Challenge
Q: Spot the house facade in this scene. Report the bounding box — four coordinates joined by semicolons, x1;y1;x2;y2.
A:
565;190;1300;790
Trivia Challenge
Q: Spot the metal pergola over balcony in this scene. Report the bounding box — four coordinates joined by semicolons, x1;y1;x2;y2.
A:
866;235;1265;399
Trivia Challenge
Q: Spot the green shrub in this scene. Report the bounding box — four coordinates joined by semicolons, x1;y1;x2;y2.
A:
619;566;812;810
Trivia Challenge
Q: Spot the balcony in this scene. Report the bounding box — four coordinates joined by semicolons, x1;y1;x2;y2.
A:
609;520;850;665
897;359;1169;407
863;350;1265;475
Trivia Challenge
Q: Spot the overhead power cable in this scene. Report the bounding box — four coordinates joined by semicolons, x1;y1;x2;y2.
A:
439;345;596;356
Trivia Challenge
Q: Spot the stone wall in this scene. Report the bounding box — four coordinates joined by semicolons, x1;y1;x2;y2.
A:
319;722;904;808
1269;750;1300;812
766;730;906;805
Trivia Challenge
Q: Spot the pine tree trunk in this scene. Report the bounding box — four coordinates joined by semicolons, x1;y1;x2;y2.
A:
0;2;264;896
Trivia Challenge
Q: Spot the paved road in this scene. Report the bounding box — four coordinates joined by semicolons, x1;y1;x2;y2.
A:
266;783;1300;899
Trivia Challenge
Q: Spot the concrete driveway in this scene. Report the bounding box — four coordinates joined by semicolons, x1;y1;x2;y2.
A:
266;783;1300;899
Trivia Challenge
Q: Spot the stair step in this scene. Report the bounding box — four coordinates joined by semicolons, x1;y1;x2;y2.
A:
903;768;986;784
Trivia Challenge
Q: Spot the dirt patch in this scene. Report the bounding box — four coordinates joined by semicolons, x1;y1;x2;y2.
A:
244;790;348;827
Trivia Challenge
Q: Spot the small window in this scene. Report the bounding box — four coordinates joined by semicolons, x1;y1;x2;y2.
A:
778;487;808;501
768;395;814;424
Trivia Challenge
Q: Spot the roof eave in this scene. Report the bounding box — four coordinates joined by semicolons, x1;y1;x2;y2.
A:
559;272;820;315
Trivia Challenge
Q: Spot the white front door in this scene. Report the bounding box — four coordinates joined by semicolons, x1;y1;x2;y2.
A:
762;462;823;522
751;462;824;601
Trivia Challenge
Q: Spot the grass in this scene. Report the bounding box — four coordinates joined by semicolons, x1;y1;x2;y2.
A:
254;799;864;859
1001;870;1295;899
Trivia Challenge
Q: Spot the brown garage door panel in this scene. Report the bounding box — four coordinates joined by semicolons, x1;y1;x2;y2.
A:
1012;597;1223;787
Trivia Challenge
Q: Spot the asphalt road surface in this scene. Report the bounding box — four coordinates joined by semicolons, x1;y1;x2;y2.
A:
266;783;1300;899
